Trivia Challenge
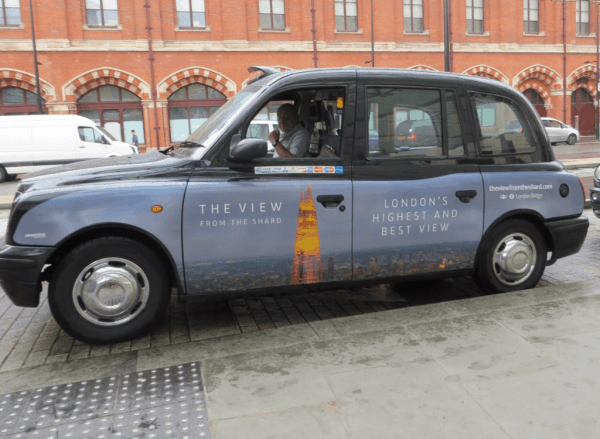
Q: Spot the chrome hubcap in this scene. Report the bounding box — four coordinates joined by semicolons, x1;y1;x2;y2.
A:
492;233;537;286
73;257;149;326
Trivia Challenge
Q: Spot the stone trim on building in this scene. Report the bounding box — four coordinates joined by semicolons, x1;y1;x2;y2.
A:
62;68;151;102
0;68;57;103
513;65;563;91
568;65;598;93
157;67;237;100
407;65;437;71
462;65;509;84
240;66;293;89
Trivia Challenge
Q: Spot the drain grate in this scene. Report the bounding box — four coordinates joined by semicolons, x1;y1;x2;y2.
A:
0;362;210;438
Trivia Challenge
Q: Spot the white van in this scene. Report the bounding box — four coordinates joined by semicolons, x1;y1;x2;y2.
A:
0;115;139;182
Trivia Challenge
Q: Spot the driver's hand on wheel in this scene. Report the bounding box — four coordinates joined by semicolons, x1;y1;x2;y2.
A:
268;129;280;143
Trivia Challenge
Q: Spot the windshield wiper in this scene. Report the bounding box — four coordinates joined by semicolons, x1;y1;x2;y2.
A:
159;146;175;155
179;141;205;148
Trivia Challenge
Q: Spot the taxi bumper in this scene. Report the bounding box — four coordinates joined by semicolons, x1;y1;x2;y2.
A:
545;215;589;264
0;237;55;307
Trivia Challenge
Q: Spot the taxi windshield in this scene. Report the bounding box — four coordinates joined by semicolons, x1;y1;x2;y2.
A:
184;87;260;148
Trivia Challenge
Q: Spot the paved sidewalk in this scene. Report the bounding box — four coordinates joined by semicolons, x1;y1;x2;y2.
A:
2;279;600;438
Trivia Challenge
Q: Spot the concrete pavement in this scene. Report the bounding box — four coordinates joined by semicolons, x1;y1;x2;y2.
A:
2;278;600;438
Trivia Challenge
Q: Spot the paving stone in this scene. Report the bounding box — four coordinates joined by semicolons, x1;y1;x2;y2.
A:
23;350;50;368
45;354;68;365
49;337;74;357
68;345;91;361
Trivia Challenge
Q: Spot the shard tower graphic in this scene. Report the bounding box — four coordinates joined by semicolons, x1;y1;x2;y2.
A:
291;185;323;284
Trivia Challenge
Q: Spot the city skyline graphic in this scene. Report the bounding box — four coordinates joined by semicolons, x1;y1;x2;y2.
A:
291;185;324;284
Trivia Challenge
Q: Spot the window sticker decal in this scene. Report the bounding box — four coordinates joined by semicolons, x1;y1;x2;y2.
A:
255;166;343;174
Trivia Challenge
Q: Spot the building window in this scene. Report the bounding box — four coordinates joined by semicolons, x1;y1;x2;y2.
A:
577;0;590;35
77;85;143;144
0;0;20;26
168;83;226;142
403;0;424;33
259;0;285;30
0;87;46;115
466;0;483;34
85;0;118;27
335;0;357;31
523;0;539;34
572;87;593;104
176;0;205;28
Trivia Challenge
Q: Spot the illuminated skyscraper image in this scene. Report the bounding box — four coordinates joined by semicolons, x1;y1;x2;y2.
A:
291;185;323;284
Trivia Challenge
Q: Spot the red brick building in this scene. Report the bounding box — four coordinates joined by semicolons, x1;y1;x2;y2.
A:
1;0;600;147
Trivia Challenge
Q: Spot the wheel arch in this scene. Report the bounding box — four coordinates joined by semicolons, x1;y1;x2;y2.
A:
476;210;553;264
45;223;184;295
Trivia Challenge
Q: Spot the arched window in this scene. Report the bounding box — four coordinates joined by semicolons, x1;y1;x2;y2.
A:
571;87;593;104
524;89;544;105
0;87;46;115
524;89;546;117
168;84;226;142
77;85;144;144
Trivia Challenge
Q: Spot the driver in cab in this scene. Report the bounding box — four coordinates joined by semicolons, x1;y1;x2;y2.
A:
267;103;311;158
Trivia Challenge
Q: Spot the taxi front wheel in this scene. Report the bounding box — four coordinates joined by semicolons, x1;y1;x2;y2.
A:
48;237;170;344
474;219;547;294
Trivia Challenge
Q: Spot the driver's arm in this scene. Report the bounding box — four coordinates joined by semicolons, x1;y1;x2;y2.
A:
273;142;297;158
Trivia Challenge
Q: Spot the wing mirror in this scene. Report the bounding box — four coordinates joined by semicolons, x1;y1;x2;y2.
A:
229;138;268;162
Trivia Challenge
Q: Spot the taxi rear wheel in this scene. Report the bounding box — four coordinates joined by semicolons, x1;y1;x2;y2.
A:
474;219;547;294
48;237;170;344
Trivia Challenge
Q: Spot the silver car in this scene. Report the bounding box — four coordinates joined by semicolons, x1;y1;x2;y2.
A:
541;117;580;145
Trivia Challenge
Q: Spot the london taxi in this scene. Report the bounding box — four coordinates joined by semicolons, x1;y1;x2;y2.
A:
0;67;589;344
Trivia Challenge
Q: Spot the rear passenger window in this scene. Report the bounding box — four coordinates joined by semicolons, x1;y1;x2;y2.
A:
367;88;464;159
470;93;536;155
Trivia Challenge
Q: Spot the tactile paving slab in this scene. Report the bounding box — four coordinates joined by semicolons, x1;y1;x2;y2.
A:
0;362;210;438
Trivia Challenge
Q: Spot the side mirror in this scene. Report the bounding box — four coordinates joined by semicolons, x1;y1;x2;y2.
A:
229;138;268;162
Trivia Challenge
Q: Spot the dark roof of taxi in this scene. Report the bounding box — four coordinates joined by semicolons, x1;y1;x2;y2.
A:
251;67;518;95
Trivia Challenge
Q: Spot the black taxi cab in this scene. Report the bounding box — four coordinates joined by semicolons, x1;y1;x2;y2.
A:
0;67;589;343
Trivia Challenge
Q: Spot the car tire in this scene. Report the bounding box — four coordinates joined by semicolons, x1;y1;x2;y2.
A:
48;237;171;344
474;219;547;294
0;167;7;183
567;134;577;145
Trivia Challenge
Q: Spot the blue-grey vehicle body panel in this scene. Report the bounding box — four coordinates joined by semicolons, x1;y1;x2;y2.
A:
182;179;352;294
481;169;584;232
13;185;186;278
352;173;484;280
8;152;195;294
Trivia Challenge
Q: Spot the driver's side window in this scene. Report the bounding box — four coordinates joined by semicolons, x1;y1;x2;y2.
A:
245;88;346;159
78;127;103;143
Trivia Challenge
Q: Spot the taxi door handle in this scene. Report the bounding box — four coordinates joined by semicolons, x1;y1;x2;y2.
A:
79;145;86;148
317;194;344;209
455;190;477;203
